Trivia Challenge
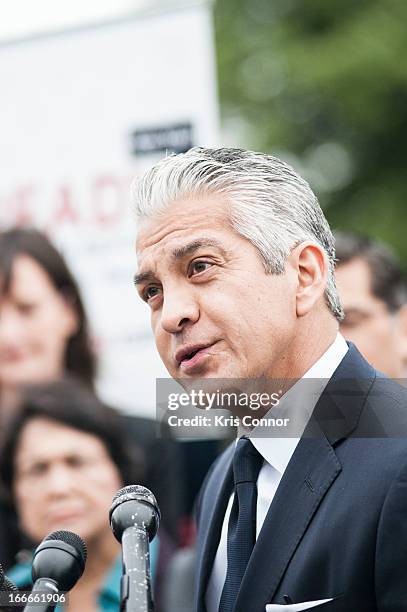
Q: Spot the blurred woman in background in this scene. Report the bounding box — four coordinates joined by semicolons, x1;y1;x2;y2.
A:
0;227;181;580
0;228;95;418
0;228;97;568
0;378;158;612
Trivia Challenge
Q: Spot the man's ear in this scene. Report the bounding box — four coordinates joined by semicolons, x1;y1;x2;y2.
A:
289;241;328;317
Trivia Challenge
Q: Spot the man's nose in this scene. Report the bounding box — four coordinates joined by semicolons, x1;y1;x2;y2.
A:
160;287;199;334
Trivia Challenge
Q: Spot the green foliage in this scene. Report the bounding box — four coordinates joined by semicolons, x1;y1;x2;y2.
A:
214;0;407;264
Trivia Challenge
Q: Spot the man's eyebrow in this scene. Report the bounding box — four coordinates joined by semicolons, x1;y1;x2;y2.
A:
343;307;366;314
342;307;369;318
133;271;156;286
171;238;226;260
133;238;226;286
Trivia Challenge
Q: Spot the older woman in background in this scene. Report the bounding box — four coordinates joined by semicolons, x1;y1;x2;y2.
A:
0;378;158;612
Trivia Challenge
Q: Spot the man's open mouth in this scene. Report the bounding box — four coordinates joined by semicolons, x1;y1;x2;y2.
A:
175;343;214;366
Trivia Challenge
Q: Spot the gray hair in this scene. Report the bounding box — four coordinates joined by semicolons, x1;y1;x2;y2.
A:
133;147;344;321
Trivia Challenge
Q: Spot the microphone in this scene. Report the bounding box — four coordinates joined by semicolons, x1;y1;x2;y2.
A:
0;563;19;612
23;530;87;612
109;485;160;612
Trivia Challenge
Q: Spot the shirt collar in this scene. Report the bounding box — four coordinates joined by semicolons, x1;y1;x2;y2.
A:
302;332;348;380
248;333;348;475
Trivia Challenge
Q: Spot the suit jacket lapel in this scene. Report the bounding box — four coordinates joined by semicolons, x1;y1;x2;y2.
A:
235;344;376;611
196;443;234;612
235;434;341;611
309;341;377;445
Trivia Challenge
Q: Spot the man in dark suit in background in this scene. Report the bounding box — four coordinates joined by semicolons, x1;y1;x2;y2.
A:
133;147;407;611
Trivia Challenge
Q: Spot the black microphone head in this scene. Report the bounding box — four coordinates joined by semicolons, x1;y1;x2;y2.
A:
45;530;88;565
109;485;160;543
32;530;87;592
0;572;18;612
0;575;18;592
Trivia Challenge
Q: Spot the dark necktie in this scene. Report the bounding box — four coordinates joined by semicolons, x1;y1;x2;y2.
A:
219;436;264;612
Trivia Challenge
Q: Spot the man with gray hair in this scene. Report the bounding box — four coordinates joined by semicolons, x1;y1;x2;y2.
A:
133;147;407;611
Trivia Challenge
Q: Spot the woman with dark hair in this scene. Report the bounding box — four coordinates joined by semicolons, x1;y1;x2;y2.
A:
0;227;99;570
0;226;182;568
0;228;95;409
0;377;158;612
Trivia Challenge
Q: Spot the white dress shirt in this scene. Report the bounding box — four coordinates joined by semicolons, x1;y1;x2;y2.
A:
205;333;349;612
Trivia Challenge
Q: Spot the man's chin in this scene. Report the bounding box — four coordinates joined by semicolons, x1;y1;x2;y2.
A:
176;373;244;398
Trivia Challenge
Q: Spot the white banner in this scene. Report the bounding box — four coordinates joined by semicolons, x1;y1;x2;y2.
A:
0;1;219;416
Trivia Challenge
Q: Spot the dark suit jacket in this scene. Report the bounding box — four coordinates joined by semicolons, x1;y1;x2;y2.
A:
195;344;407;611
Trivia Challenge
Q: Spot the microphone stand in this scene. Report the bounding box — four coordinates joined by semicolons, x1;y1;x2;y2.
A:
120;526;154;612
23;578;59;612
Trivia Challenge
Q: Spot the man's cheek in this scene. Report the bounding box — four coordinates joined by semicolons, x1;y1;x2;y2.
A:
156;337;171;366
